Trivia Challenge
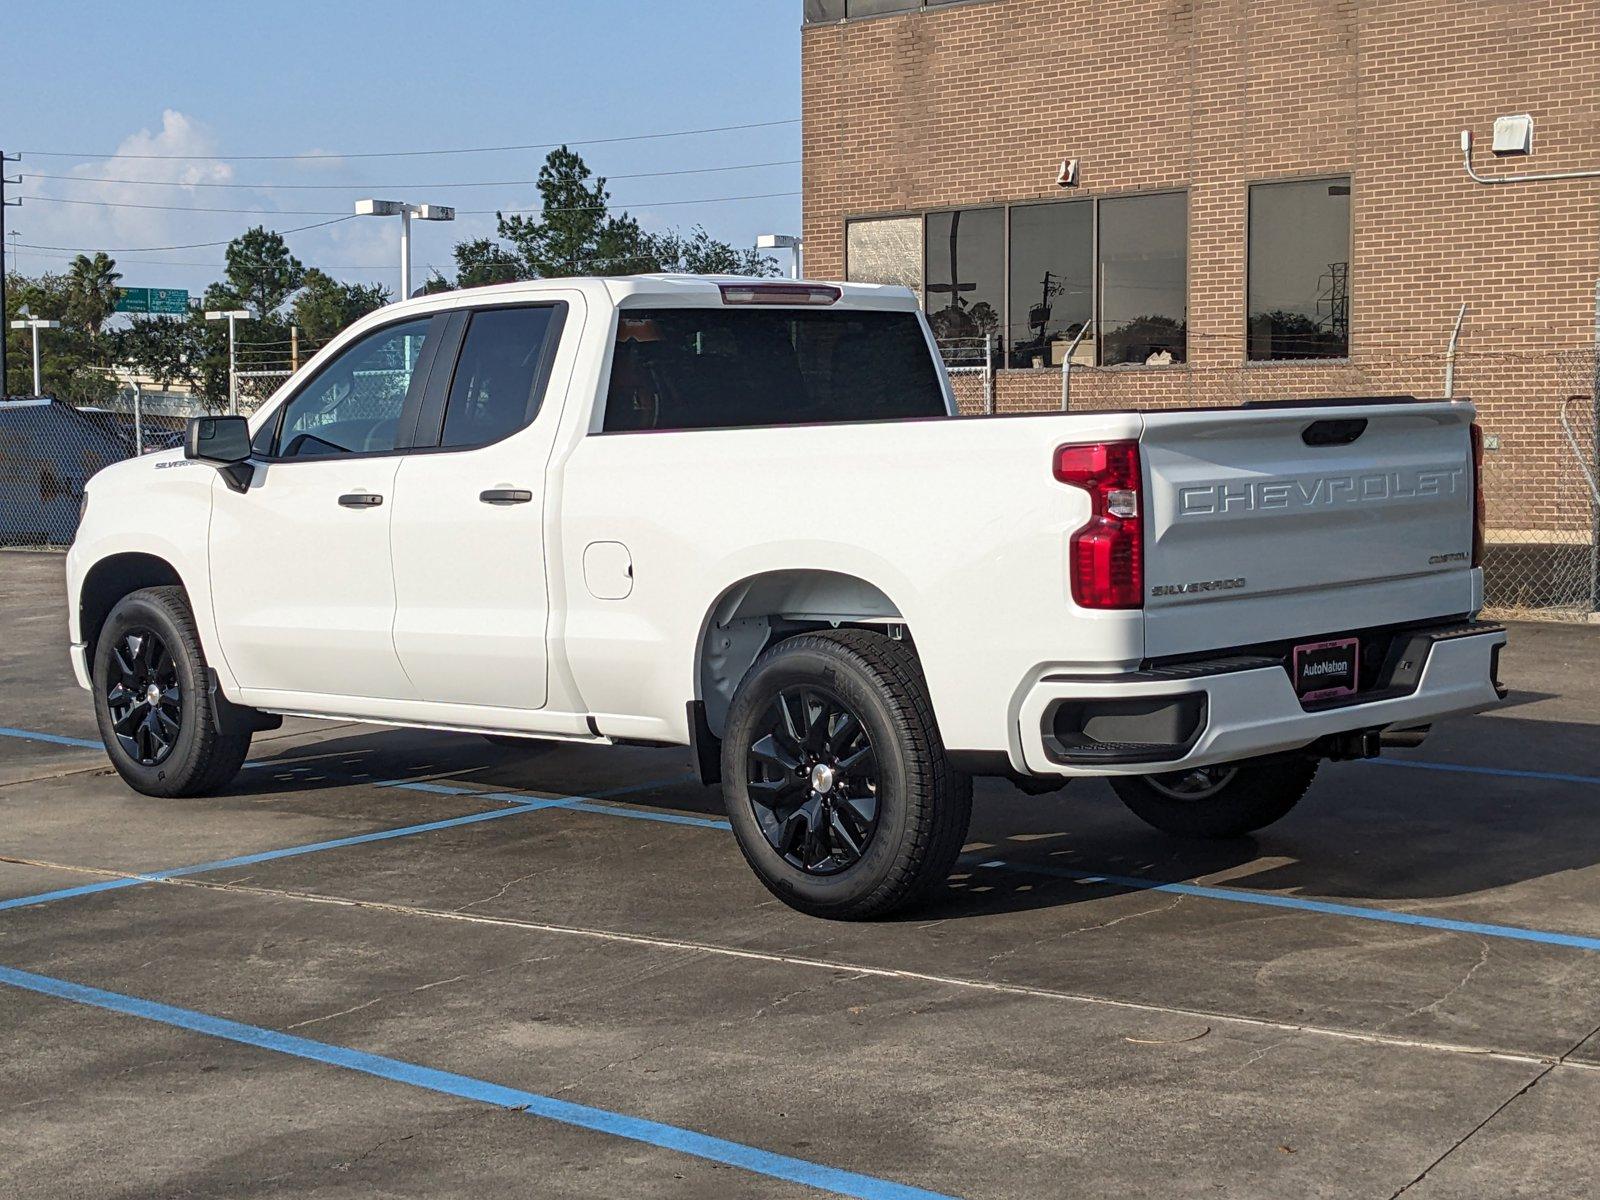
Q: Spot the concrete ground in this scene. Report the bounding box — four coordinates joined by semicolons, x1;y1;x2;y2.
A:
3;548;1599;1199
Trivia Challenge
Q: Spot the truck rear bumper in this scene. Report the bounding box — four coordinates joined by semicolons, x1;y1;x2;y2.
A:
1016;622;1506;778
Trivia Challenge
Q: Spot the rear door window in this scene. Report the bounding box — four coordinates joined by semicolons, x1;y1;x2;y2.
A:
438;305;564;449
602;308;946;433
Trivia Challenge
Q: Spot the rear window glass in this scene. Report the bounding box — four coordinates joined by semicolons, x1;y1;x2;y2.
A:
601;308;946;433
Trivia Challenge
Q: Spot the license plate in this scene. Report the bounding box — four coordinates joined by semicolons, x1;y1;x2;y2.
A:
1293;636;1359;702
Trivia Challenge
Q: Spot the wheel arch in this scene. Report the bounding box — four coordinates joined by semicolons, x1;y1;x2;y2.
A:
694;568;913;741
78;551;187;664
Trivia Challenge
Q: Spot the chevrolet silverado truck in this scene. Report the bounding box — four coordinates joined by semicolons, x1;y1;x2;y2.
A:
65;275;1507;919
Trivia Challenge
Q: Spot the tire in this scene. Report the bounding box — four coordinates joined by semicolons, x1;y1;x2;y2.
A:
92;586;252;798
720;629;972;920
1110;755;1318;839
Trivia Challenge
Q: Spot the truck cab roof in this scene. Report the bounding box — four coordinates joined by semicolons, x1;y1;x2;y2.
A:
366;274;922;327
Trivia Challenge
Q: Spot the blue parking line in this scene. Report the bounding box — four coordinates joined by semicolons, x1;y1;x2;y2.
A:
0;964;955;1200
1367;757;1600;788
0;726;103;750
9;722;1598;954
385;777;728;828
0;800;566;913
970;858;1600;953
8;722;1598;790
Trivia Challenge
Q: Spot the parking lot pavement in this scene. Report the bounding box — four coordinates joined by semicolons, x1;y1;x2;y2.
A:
4;549;1600;1198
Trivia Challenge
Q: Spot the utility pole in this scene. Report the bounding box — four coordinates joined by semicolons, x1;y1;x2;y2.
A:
0;150;22;397
291;324;300;374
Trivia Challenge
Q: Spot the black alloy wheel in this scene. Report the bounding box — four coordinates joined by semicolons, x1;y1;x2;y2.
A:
104;627;183;766
747;686;879;875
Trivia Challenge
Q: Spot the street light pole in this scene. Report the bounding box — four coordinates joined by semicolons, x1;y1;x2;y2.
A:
9;317;61;395
355;200;455;299
204;309;250;414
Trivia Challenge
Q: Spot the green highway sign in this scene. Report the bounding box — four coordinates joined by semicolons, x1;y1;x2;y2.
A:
115;286;189;315
149;288;189;314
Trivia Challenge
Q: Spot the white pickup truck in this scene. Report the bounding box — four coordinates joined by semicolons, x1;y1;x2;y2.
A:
66;275;1506;918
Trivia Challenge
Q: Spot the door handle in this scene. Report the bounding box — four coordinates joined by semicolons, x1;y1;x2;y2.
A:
338;492;383;508
479;488;533;505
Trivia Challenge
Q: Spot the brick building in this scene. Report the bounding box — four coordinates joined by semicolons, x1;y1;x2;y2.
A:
801;0;1600;612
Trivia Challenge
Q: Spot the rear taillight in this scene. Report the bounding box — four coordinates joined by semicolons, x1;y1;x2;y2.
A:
1469;422;1486;568
1055;440;1143;609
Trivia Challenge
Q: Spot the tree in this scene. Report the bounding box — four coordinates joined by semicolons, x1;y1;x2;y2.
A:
429;146;778;288
290;269;390;345
495;146;656;277
3;270;116;404
65;252;123;334
449;238;525;289
116;315;196;392
643;225;779;277
225;226;305;318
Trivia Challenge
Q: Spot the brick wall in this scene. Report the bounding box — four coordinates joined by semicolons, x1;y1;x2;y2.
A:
802;0;1600;537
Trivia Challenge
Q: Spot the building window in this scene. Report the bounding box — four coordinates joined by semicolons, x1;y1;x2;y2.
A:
1248;177;1350;360
804;0;982;20
923;208;1004;353
1007;200;1092;368
845;216;924;298
1098;191;1188;366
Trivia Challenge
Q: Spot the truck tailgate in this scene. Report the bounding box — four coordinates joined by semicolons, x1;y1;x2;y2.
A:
1139;401;1478;658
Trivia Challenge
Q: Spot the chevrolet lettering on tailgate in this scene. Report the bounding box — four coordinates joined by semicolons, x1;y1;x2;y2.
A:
1178;466;1466;517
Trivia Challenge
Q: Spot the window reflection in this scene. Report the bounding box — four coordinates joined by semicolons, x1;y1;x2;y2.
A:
924;208;1004;359
1248;178;1350;360
1007;201;1092;369
1098;192;1187;366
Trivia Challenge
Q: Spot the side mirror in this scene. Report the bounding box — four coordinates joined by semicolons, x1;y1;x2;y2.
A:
184;415;255;493
185;415;252;464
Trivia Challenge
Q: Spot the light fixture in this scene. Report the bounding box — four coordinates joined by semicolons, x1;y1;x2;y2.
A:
755;233;804;279
355;199;456;298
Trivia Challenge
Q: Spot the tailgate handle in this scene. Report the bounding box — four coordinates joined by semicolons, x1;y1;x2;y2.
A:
1302;418;1368;447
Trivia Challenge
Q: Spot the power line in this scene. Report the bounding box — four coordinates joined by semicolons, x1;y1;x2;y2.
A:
12;191;801;255
26;195;347;216
19;118;800;162
9;247;401;269
20;188;802;218
21;157;800;192
14;214;355;254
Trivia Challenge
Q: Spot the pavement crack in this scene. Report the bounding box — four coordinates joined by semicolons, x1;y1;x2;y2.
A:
452;866;554;913
28;867;1600;1080
1379;938;1492;1034
983;895;1185;976
1389;1012;1600;1197
327;1103;496;1174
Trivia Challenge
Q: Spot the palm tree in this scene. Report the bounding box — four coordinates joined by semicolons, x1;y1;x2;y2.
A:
66;252;122;334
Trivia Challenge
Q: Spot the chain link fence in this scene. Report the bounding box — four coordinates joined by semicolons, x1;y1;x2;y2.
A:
938;336;995;414
6;346;1598;622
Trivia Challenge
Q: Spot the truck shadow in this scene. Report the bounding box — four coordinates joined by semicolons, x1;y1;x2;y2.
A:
222;704;1600;919
925;706;1600;918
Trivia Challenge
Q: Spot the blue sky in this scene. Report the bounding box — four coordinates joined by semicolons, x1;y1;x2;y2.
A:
2;1;803;297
